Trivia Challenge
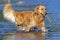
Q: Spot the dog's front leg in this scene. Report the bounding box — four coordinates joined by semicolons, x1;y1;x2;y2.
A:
24;25;32;32
39;21;47;32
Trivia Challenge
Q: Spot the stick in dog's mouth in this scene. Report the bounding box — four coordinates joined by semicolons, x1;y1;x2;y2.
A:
45;14;51;23
41;12;51;23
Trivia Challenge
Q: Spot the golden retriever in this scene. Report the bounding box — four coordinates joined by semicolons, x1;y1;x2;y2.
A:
3;3;49;32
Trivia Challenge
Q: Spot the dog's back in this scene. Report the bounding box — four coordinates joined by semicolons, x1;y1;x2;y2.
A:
14;11;34;25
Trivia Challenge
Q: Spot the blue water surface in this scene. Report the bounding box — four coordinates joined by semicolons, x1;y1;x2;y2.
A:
0;0;60;40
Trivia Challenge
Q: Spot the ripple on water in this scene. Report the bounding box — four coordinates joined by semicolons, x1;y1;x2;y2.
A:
0;20;60;40
46;31;60;40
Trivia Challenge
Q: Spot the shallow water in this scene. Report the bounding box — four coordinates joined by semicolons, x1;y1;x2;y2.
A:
0;31;60;40
0;19;60;40
0;8;60;40
0;0;60;40
0;9;60;40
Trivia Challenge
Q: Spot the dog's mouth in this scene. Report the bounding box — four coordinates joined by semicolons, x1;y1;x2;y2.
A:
40;13;47;17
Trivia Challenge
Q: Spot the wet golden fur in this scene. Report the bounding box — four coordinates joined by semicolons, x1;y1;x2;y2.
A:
3;3;47;32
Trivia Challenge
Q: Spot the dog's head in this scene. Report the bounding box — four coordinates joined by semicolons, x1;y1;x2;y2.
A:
34;5;47;16
34;5;51;23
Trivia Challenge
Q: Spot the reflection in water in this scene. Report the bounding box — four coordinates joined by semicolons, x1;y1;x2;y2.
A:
5;32;45;40
46;32;60;40
0;31;60;40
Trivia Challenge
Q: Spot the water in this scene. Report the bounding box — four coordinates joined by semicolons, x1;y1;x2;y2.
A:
0;21;60;40
0;11;60;40
0;31;60;40
0;0;60;40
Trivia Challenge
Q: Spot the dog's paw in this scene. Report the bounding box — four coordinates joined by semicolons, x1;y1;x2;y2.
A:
41;30;48;33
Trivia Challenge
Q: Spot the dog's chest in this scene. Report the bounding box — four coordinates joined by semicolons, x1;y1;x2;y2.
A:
3;12;15;22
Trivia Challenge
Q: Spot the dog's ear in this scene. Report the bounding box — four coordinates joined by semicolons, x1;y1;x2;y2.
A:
34;6;39;14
